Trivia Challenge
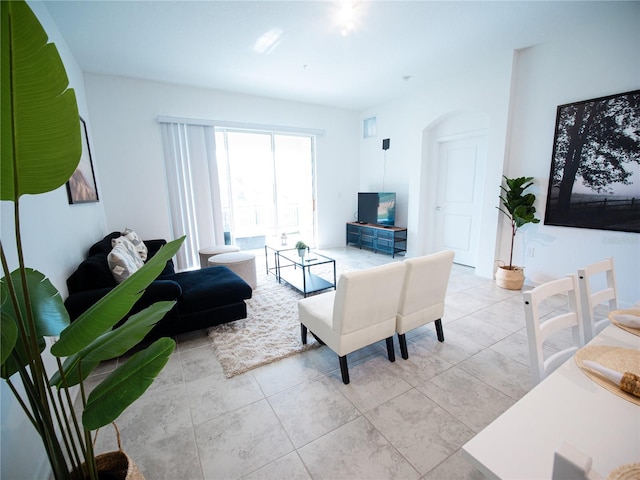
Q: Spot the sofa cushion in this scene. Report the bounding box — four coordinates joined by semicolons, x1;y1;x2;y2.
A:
145;239;175;276
89;232;122;256
67;253;117;294
163;266;252;314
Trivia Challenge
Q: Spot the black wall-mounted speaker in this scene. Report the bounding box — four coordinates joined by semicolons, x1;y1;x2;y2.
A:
382;138;390;150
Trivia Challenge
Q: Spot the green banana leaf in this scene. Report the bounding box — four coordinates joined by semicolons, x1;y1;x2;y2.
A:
1;269;70;337
0;283;18;365
50;301;176;388
1;0;80;201
0;268;55;379
82;337;176;431
51;236;184;357
1;334;46;379
0;269;68;379
0;311;18;366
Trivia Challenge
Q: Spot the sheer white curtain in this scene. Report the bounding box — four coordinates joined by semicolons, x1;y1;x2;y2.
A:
159;121;224;270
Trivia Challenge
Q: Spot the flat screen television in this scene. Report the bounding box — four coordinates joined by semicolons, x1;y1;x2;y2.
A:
358;192;396;226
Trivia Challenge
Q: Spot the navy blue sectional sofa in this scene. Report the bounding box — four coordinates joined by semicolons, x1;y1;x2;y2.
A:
64;232;252;342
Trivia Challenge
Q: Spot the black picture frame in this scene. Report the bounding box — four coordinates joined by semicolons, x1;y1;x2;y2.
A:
544;90;640;233
66;117;99;204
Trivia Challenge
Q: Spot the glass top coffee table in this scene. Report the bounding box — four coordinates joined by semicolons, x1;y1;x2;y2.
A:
266;246;336;297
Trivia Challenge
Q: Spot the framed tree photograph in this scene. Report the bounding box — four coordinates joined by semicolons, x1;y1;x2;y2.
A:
544;90;640;233
66;117;99;204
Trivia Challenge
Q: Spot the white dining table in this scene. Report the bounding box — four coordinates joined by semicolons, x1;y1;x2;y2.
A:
462;323;640;479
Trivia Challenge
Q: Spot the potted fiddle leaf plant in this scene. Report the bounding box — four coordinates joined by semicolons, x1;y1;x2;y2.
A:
495;176;540;290
295;240;308;259
1;2;183;478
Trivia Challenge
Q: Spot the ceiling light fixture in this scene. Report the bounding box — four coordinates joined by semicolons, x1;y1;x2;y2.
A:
253;28;283;54
336;2;357;37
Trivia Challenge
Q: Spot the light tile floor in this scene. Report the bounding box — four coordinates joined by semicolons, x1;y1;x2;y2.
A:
86;247;574;480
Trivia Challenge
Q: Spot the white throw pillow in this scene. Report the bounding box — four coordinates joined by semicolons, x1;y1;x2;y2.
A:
122;228;148;261
111;236;144;268
107;240;141;283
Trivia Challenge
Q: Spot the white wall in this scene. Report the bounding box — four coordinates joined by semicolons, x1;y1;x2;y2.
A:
504;7;640;306
360;3;640;306
83;74;361;249
360;51;514;280
1;2;107;479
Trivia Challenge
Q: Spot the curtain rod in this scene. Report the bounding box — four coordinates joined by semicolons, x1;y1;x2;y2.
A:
156;115;325;136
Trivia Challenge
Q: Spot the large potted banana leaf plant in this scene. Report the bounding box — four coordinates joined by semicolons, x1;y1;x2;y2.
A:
1;2;183;478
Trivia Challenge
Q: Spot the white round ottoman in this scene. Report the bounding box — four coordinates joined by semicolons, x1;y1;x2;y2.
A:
208;252;257;289
198;245;240;269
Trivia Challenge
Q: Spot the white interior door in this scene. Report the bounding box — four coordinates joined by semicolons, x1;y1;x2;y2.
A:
434;134;486;267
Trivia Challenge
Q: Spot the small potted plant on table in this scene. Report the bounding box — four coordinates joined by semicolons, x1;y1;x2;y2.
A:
295;241;308;259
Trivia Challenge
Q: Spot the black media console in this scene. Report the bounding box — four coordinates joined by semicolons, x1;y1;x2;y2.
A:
346;222;407;258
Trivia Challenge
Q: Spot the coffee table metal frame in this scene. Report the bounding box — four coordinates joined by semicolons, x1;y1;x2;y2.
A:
265;245;336;297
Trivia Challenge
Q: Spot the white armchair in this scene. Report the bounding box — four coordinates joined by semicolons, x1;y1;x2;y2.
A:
298;262;406;384
396;251;455;359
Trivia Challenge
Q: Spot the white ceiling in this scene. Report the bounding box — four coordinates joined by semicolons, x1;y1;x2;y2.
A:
43;1;620;111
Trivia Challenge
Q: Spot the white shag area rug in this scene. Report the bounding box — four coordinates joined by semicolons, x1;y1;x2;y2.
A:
209;267;337;378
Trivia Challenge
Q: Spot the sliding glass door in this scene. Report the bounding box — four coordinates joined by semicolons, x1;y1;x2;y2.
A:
215;129;315;249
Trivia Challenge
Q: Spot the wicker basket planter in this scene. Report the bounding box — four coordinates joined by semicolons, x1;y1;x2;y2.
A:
71;424;144;480
495;265;525;290
71;450;143;480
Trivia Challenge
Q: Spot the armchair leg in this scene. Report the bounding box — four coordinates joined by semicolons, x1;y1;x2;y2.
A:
339;355;350;384
435;319;444;342
301;324;308;344
398;333;409;360
385;337;396;362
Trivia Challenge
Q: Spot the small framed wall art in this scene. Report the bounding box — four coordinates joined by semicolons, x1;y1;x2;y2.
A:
67;116;99;204
544;89;640;233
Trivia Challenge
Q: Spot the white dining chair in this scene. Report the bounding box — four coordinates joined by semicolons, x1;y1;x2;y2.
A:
396;250;455;359
577;257;618;342
298;262;406;384
523;275;585;385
